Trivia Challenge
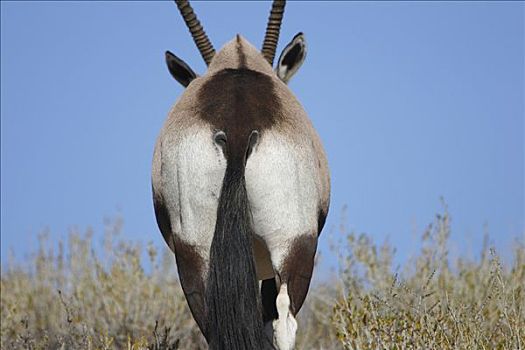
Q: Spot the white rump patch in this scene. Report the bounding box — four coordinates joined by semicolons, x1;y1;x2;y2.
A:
161;126;227;267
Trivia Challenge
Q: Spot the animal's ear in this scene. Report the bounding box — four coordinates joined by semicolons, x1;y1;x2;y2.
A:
276;32;307;84
165;50;198;88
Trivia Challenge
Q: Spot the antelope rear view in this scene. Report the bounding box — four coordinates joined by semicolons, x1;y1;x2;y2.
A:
151;1;330;349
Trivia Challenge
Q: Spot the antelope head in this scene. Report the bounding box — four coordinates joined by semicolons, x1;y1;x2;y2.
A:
165;0;307;87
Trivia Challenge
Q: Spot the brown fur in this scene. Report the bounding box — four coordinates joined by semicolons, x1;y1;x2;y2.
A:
278;235;318;315
153;36;329;216
151;35;330;344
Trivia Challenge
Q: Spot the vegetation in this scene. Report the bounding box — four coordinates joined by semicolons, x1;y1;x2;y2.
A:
1;207;523;349
333;206;524;350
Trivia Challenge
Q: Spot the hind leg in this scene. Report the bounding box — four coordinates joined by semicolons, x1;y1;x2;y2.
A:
272;283;298;350
271;234;317;350
172;238;208;340
261;278;279;345
262;278;278;323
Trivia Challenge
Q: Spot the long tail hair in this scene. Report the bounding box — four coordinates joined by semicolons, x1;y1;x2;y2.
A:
205;142;270;350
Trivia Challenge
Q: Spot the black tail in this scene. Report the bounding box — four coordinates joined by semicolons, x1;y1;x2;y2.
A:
205;154;269;349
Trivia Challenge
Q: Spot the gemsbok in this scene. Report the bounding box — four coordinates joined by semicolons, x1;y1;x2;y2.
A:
152;1;330;348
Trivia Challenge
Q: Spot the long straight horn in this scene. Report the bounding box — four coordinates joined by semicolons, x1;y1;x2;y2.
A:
174;0;215;66
261;0;286;66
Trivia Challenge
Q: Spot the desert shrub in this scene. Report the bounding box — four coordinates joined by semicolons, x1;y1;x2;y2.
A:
332;205;525;350
1;218;205;349
1;206;523;349
0;218;337;349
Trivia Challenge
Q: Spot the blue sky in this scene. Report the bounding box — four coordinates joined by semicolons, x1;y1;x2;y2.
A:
1;2;523;272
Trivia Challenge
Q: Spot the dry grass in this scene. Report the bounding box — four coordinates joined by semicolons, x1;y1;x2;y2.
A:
1;218;204;349
332;204;525;350
1;206;523;349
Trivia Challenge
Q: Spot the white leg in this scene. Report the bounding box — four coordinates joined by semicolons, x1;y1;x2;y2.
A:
272;284;297;350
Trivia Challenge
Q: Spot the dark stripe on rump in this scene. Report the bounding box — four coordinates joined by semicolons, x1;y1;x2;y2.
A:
197;68;282;161
317;207;328;236
279;234;318;316
172;236;207;335
152;191;174;252
153;192;207;332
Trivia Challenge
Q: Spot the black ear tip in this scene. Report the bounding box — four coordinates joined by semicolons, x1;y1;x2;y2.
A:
165;50;174;59
294;32;305;40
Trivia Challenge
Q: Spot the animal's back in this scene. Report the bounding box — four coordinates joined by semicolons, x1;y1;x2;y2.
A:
152;34;330;349
154;63;329;267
